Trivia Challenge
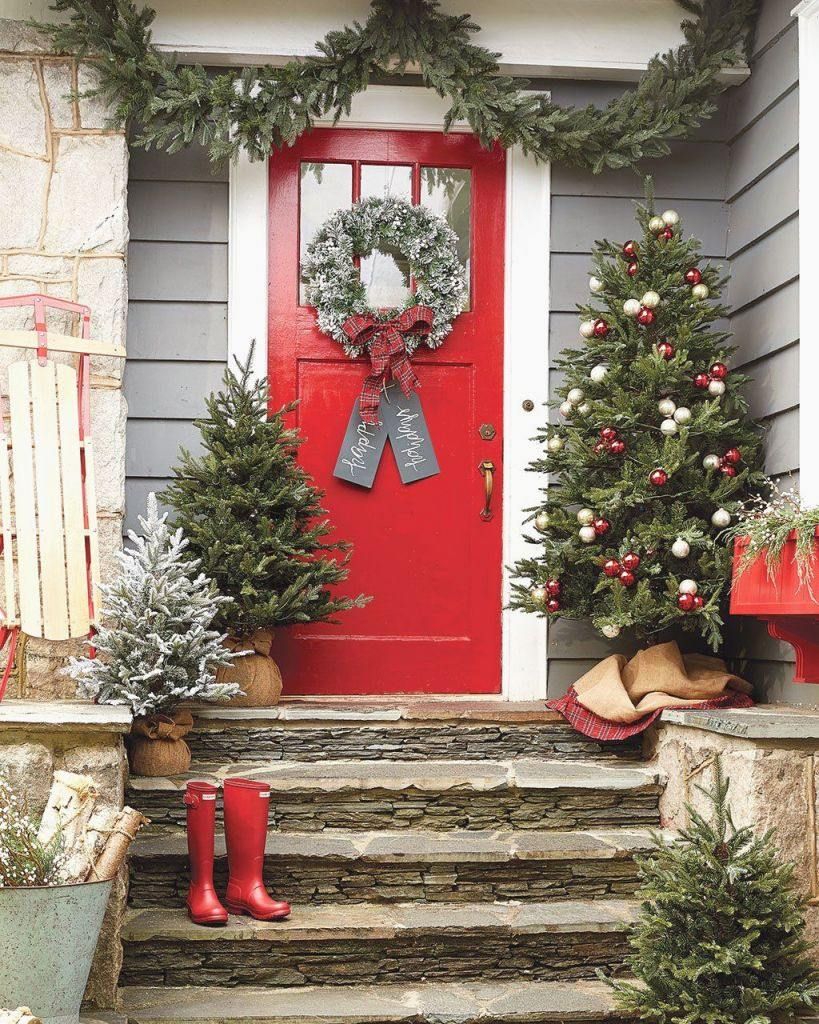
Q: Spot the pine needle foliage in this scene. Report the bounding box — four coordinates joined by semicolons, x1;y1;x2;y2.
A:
162;350;368;639
510;185;767;649
0;776;65;887
610;762;819;1024
40;0;757;172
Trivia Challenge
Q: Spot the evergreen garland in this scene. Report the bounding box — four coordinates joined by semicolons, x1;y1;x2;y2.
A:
42;0;758;173
610;762;819;1023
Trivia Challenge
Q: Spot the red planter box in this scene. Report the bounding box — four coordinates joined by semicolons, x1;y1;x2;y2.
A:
730;530;819;683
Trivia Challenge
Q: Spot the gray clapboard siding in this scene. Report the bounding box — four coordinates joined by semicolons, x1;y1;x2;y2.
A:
726;87;798;200
126;420;204;478
127;301;227;362
727;216;798;313
753;0;798;59
129;181;229;243
726;152;797;257
125;360;226;419
741;344;798;419
128;241;228;302
727;279;798;364
727;22;798;138
762;407;799;476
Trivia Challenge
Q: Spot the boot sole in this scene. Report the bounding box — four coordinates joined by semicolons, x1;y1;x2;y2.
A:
224;901;291;922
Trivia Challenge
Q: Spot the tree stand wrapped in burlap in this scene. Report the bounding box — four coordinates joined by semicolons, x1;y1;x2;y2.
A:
127;710;194;776
216;630;282;708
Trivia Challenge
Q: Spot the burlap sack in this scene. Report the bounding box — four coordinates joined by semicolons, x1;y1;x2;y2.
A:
216;629;282;708
127;710;194;777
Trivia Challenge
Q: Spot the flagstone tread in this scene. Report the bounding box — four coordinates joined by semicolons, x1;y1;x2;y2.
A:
119;978;630;1022
129;759;662;793
191;699;567;724
123;898;638;943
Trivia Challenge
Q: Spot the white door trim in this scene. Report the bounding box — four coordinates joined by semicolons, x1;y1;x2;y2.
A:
228;84;550;701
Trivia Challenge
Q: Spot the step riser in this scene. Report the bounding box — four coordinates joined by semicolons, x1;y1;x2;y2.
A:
129;854;642;908
187;724;641;764
134;788;660;834
120;931;630;989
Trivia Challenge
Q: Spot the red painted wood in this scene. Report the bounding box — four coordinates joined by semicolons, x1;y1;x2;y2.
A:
268;129;506;694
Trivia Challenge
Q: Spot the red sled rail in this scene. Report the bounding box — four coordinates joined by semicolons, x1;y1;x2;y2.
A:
730;529;819;684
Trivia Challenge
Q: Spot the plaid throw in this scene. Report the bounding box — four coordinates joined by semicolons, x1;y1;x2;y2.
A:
548;685;755;741
342;306;433;424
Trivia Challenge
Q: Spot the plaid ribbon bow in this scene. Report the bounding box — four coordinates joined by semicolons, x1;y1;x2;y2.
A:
342;305;434;425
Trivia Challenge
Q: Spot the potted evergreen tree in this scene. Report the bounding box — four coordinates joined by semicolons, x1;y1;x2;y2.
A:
163;350;367;707
67;495;239;776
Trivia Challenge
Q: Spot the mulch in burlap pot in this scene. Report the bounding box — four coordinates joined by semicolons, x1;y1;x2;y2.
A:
216;629;283;708
127;709;194;777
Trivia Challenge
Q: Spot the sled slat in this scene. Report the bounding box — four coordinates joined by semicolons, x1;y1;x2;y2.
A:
0;433;16;629
8;363;41;636
57;363;90;638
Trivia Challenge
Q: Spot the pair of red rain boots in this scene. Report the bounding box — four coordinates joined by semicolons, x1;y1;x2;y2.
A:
184;777;291;925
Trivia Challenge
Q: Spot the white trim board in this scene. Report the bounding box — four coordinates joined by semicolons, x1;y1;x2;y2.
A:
228;84;550;701
795;1;817;502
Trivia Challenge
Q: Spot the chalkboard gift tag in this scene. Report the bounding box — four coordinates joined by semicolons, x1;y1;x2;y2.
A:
333;402;389;488
381;385;440;484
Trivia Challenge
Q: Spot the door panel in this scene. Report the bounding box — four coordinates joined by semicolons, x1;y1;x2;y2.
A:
268;128;505;694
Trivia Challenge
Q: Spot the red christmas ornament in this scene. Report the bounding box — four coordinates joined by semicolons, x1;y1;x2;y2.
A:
546;598;561;613
656;341;675;361
622;240;638;259
721;465;737;478
709;362;728;380
603;559;621;578
626;260;639;278
723;448;742;465
677;592;695;612
610;439;626;455
619;570;636;588
545;578;562;596
600;426;618;443
658;226;674;241
693;372;710;390
621;552;641;572
684;267;703;285
593;318;610;338
649;468;668;487
636;306;656;326
692;595;705;610
593;517;611;536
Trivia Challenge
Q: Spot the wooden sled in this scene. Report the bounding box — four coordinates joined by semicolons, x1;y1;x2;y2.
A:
0;294;126;699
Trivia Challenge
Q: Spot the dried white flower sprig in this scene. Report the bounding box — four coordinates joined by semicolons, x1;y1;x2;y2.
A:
0;776;65;888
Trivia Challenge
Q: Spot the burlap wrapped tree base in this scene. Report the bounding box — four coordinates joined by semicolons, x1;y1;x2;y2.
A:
127;710;194;777
216;630;283;708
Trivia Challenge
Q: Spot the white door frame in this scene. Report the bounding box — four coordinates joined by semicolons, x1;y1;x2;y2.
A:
228;85;550;701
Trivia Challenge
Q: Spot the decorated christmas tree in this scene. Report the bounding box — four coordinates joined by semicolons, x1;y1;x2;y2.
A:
163;350;368;640
67;494;238;718
610;762;819;1022
510;186;766;648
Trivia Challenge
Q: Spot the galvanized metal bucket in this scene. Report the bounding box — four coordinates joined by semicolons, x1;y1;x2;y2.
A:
0;877;112;1024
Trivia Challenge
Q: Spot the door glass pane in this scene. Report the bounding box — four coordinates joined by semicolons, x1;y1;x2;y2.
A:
300;162;353;304
360;165;413;309
421;167;471;309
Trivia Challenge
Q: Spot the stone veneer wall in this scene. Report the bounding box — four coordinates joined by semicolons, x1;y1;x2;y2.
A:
0;19;127;699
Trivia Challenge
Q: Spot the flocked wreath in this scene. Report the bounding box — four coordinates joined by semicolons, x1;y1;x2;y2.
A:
303;196;467;355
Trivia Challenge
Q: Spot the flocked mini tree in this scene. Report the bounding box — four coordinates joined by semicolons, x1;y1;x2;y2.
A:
511;187;766;649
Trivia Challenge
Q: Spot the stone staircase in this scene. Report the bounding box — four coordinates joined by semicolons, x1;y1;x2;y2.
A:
120;701;662;1023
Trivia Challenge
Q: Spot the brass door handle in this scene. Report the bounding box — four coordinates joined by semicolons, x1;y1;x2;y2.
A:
479;460;495;521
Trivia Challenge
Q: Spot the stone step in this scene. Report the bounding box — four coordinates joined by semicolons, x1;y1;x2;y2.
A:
129;759;662;834
119;978;630;1023
120;898;637;989
188;700;641;764
129;827;658;908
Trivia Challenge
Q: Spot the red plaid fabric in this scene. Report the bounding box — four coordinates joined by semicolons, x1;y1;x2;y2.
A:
547;685;755;741
342;306;433;424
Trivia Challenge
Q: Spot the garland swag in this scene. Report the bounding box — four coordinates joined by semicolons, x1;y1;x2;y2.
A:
44;0;758;173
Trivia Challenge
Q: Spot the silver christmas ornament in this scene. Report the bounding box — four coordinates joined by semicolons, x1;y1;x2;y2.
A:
641;290;661;309
601;623;621;639
577;402;591;416
660;418;679;436
658;398;677;417
679;578;698;595
547;436;564;453
661;209;680;227
648;215;665;233
708;379;726;397
590;363;608;383
567;387;585;405
671;538;690;558
623;298;642;317
711;508;731;528
589;276;604;294
579;526;598;544
673;406;692;425
703;454;721;471
534;511;550;533
692;283;710;300
559;401;574;418
579;319;596;338
577;507;595;525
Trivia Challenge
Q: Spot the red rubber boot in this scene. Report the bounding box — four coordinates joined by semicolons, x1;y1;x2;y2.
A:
184;781;228;926
223;778;291;921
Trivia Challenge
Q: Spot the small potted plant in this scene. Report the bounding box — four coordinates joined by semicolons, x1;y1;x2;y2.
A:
728;488;819;683
67;494;240;776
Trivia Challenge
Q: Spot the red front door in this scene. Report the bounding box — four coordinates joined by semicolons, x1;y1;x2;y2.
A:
268;128;505;694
